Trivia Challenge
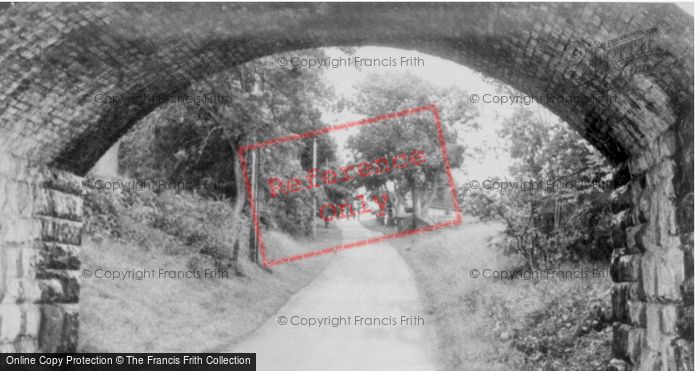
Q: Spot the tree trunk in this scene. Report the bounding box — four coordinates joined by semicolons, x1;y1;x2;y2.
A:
230;143;246;262
411;178;418;229
248;148;259;263
416;182;439;219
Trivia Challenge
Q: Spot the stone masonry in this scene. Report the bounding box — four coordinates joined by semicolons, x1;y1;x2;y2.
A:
0;3;693;369
0;152;83;352
610;114;694;370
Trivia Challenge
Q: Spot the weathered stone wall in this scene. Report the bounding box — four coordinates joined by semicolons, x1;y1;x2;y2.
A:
676;108;694;369
0;152;83;352
609;110;693;370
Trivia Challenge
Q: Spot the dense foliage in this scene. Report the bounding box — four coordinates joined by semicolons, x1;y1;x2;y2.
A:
462;108;614;267
119;50;341;259
346;72;478;221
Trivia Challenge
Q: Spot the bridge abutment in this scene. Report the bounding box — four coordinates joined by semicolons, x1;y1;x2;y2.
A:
610;113;693;370
0;152;83;352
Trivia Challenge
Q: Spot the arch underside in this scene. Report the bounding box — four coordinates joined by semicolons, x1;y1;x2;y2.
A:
0;3;692;175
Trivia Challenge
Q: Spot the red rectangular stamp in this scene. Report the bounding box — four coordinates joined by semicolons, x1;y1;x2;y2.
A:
238;104;462;267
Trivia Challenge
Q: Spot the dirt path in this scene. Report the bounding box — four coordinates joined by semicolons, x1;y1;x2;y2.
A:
230;219;438;371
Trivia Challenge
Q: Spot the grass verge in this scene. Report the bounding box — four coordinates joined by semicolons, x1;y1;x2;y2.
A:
362;219;613;370
79;185;338;352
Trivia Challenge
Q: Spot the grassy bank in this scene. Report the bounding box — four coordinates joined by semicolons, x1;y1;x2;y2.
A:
79;185;337;352
362;219;613;370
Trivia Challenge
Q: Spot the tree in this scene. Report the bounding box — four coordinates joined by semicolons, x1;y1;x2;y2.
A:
120;49;336;263
346;72;478;227
462;108;614;269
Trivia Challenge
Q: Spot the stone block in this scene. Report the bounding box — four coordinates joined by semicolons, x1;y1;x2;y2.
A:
38;279;65;304
639;249;684;302
682;244;693;279
677;143;692;196
611;184;634;213
679;279;692;305
36;270;80;303
628;327;645;366
612;283;630;322
62;305;78;352
37;242;80;270
675;305;692;341
38;217;82;245
628;131;678;176
23;305;41;338
677;192;693;236
629;301;646;327
611;216;631;252
628;154;650;177
1;277;42;304
0;304;22;342
638;160;678;240
671;338;693;371
612;254;641;282
658;303;679;335
2;278;22;304
1;246;24;278
677;109;693;149
625;224;645;252
644;304;681;352
0;217;41;243
639;347;663;371
659;335;679;371
0;179;34;218
33;188;84;221
613;322;631;359
20;245;36;276
38;304;78;352
12;336;37;353
38;169;85;197
0;343;15;353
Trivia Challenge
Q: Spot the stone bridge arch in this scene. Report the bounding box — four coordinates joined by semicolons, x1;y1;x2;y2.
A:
0;3;692;369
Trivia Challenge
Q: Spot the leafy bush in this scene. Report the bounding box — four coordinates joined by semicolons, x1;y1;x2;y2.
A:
118;50;336;239
266;192;314;235
508;278;613;370
462;108;614;268
83;180;238;261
